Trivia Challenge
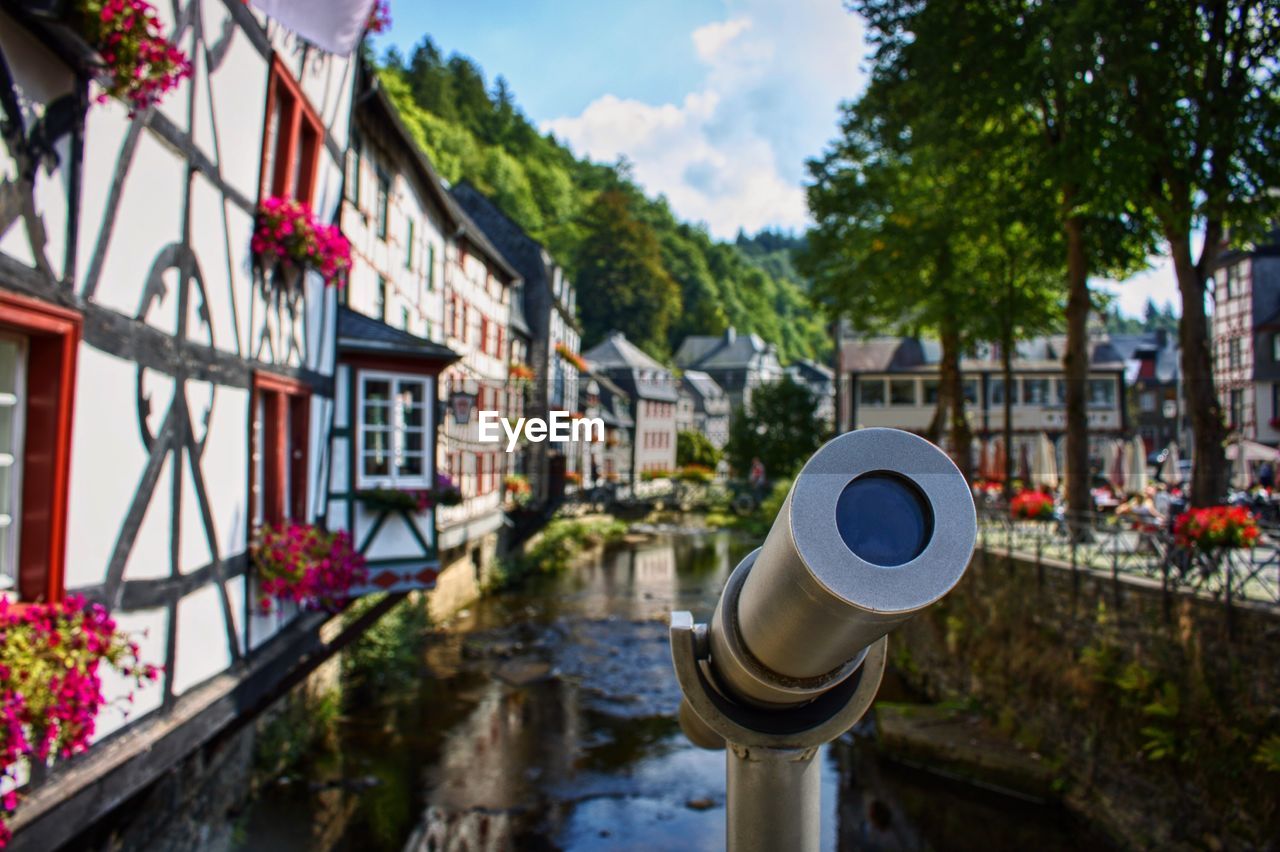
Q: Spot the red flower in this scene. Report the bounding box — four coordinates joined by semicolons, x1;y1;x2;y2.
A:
1173;505;1259;551
81;0;192;115
1;596;159;841
253;198;351;288
251;523;368;613
1010;490;1055;521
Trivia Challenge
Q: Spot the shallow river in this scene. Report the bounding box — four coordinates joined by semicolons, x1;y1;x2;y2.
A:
234;529;1095;851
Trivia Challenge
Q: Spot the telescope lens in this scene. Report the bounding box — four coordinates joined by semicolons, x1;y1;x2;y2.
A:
835;472;933;567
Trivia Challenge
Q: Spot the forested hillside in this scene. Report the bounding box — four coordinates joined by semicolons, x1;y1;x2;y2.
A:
377;38;828;363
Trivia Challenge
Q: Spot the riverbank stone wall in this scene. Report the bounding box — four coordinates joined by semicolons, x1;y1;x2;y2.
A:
892;546;1280;849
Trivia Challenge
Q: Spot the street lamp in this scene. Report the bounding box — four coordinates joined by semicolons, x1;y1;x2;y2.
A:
670;428;976;851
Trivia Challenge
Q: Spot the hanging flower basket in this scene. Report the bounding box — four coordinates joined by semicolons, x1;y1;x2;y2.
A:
555;343;588;373
1010;490;1055;521
79;0;193;115
1173;506;1259;552
0;596;161;846
365;0;391;34
251;523;368;613
252;197;351;288
565;470;582;485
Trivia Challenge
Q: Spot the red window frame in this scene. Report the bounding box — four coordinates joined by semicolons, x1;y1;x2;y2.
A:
0;291;80;604
260;57;324;205
250;372;311;528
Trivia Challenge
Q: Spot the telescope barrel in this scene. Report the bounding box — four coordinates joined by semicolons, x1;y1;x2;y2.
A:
710;428;976;704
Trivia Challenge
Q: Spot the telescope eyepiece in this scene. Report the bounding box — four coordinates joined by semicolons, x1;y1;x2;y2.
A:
835;472;933;568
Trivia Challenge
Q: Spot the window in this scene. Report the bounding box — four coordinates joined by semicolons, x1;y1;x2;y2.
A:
989;377;1017;406
405;218;415;269
0;294;79;603
1230;389;1244;428
1023;378;1050;405
1273;334;1280;363
1087;378;1116;408
1140;391;1157;413
251;374;310;528
260;59;322;204
962;378;979;405
858;379;885;406
375;169;390;240
1229;337;1242;370
922;379;940;405
346;131;362;205
889;379;916;406
1225;263;1250;299
375;276;388;322
426;244;436;290
358;373;432;488
401;307;411;331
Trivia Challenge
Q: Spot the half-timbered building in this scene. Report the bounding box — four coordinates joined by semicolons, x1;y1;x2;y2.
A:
0;1;402;847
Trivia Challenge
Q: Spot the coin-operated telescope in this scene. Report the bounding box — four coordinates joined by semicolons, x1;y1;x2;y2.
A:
670;428;976;851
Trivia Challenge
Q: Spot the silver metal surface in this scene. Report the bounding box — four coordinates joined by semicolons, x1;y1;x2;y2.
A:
726;744;821;852
739;428;977;678
669;610;887;750
709;550;869;707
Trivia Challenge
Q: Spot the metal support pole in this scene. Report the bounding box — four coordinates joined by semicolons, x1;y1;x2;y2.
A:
726;745;821;852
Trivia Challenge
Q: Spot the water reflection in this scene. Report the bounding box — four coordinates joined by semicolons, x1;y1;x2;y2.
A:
234;530;1092;852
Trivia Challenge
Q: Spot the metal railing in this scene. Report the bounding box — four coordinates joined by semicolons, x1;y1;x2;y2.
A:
977;504;1280;615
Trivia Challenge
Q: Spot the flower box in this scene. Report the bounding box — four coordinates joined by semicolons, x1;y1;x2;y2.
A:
1173;506;1259;551
1010;490;1055;521
1;596;160;845
251;523;367;613
355;475;462;514
252;197;351;289
555;343;588;373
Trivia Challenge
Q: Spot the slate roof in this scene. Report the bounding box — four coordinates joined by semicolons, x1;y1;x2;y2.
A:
842;335;1127;374
337;307;459;362
682;370;726;402
583;331;679;402
675;329;776;370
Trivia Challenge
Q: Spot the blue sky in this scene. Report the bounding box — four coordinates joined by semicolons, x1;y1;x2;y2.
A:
373;1;1179;318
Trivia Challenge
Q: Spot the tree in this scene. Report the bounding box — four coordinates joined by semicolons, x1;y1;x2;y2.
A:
802;90;1064;483
572;189;681;358
677;430;721;469
1100;1;1280;504
725;378;825;480
851;0;1154;520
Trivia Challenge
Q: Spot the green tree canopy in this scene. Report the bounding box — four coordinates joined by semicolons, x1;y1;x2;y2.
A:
677;430;721;469
725;378;825;481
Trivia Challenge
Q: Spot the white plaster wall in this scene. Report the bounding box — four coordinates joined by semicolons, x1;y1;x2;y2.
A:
64;348;152;589
172;583;233;695
92;606;168;741
0;9;75;279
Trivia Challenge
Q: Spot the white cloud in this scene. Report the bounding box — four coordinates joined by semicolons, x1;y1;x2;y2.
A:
692;17;753;62
543;0;867;239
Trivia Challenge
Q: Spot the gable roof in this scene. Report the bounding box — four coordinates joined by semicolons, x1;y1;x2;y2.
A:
583;331;679;402
357;66;521;285
675;328;778;371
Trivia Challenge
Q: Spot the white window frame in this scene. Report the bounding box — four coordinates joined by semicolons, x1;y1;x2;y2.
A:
356;371;434;490
0;334;26;593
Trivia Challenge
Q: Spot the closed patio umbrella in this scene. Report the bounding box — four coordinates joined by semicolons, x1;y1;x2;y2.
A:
1161;441;1182;486
1018;440;1033;487
1032;433;1058;491
1108;440;1126;492
1128;436;1149;495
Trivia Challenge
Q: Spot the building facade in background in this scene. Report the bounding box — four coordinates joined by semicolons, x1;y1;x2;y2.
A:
450;182;582;505
677;370;730;449
840;336;1128;464
1211;231;1280;446
584;332;678;479
675;327;784;411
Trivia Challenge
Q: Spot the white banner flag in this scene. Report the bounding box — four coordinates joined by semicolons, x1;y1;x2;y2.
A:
250;0;378;56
